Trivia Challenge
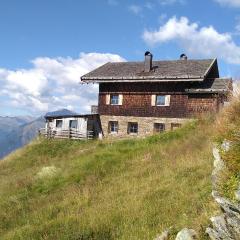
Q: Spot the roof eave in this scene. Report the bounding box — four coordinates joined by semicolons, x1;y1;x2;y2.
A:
185;89;228;93
45;114;99;119
80;77;204;83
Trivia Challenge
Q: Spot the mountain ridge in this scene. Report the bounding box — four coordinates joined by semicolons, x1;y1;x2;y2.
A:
0;116;45;159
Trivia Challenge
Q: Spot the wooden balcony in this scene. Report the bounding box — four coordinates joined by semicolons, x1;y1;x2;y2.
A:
39;128;94;140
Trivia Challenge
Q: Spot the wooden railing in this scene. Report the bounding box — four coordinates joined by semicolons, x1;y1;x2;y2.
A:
39;128;94;140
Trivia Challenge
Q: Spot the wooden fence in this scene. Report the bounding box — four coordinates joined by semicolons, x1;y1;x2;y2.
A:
39;128;94;140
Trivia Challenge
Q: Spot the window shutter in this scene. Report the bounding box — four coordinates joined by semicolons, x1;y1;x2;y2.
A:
106;94;110;105
151;95;156;106
119;94;123;105
165;95;171;106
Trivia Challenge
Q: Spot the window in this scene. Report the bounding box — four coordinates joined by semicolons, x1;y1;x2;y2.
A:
171;123;181;130
109;121;118;133
128;122;138;134
56;120;63;128
106;94;123;105
69;120;77;129
156;95;166;106
154;123;165;133
110;95;119;105
151;95;170;106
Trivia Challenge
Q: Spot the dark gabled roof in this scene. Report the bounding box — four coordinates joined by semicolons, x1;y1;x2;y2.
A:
185;78;232;93
45;109;78;119
45;109;99;120
81;59;216;82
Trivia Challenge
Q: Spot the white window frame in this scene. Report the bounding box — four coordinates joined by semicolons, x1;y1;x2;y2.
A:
106;94;110;105
109;121;118;134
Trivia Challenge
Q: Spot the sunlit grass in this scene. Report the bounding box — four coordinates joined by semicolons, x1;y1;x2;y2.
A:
0;120;217;239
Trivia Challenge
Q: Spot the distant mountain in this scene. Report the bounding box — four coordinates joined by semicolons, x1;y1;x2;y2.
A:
0;116;45;159
0;116;35;141
45;109;78;118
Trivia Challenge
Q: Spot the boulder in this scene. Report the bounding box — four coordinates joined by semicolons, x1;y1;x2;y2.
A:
235;185;240;201
175;228;197;240
206;213;240;240
205;227;222;240
221;140;231;152
210;215;233;239
212;147;225;189
212;191;240;219
226;216;240;238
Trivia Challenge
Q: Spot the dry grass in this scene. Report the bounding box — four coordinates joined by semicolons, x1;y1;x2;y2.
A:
214;95;240;201
0;120;217;240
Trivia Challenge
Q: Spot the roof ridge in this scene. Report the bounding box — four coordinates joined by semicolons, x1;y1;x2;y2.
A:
107;59;214;64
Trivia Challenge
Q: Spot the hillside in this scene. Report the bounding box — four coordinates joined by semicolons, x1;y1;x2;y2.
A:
0;117;45;159
0;118;218;240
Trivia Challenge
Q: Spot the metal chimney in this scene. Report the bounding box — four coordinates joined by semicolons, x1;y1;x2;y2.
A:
144;51;153;72
180;53;188;60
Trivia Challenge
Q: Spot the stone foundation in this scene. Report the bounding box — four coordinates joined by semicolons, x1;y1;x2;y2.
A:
100;115;192;138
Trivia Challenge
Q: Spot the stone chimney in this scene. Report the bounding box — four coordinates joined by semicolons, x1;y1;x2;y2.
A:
144;51;153;72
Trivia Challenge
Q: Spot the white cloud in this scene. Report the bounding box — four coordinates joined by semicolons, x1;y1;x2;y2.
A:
5;69;47;97
214;0;240;7
143;16;240;64
128;4;142;15
0;53;125;115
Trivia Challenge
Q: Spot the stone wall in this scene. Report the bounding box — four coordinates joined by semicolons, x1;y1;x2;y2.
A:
100;115;191;138
206;145;240;240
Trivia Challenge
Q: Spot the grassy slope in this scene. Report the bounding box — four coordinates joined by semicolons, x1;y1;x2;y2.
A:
214;98;240;201
0;120;217;240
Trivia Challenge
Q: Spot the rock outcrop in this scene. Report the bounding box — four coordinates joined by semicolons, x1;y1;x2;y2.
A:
154;228;197;240
175;228;197;240
206;145;240;240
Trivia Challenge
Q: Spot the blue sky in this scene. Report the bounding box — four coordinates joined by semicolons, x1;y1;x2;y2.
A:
0;0;240;116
